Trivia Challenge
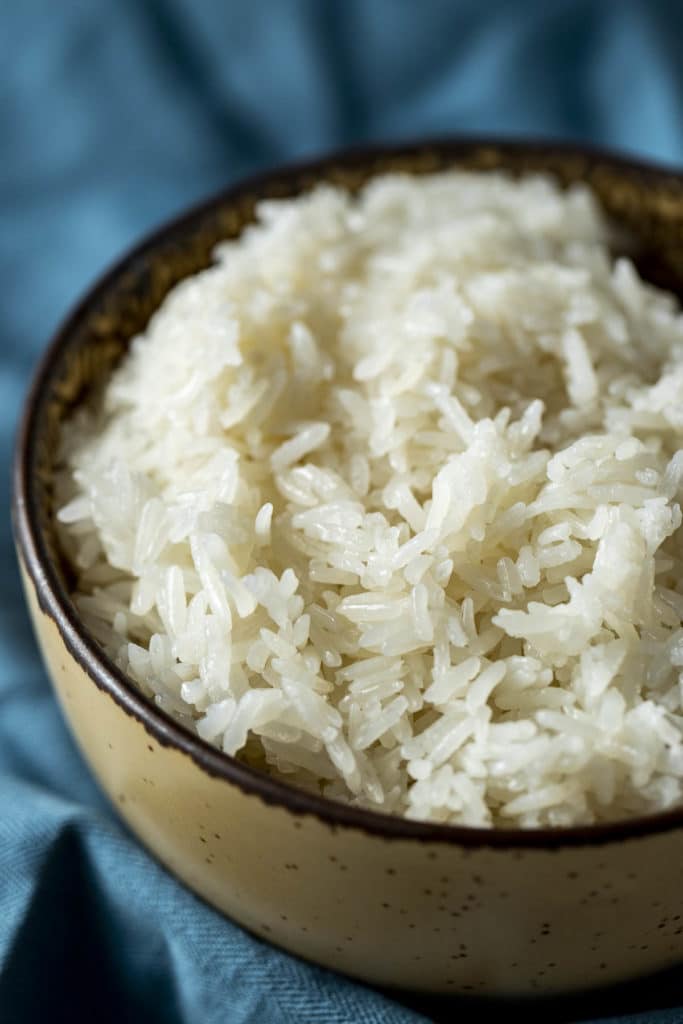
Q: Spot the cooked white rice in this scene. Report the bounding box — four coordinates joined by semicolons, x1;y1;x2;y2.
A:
55;170;683;828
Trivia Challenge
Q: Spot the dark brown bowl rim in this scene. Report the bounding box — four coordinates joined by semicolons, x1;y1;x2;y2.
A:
13;135;683;850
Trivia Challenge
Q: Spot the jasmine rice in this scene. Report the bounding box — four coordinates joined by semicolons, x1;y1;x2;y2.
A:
56;171;683;827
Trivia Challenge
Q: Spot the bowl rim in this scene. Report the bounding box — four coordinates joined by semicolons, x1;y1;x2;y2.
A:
13;135;683;850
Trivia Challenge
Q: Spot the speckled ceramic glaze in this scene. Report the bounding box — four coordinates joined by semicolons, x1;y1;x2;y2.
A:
13;140;683;996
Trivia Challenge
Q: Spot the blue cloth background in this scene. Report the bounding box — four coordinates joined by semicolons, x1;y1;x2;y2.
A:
4;2;683;1021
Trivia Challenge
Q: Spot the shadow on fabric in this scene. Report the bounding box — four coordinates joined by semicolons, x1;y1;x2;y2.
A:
0;824;185;1024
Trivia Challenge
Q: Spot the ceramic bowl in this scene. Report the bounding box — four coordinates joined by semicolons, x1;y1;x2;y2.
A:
13;139;683;997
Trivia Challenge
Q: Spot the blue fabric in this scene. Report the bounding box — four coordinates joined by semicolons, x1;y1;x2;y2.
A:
4;2;683;1020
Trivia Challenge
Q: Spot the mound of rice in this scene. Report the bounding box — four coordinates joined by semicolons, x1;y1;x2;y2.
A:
56;170;683;827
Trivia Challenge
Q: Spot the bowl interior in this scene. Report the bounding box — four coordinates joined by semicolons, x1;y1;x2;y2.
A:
16;138;683;843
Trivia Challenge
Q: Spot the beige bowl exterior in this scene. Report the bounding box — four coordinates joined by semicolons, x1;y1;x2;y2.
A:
15;140;683;998
19;562;683;996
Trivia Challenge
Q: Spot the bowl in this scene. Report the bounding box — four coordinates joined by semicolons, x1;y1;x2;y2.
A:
13;138;683;997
